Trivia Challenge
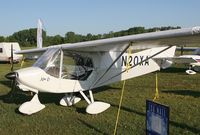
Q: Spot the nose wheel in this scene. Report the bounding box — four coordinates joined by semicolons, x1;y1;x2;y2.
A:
60;94;81;106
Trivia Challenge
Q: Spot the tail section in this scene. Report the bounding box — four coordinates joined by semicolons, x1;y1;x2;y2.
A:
95;46;176;87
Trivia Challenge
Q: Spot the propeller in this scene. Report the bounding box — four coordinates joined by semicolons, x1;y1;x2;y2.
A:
5;44;17;100
5;44;33;98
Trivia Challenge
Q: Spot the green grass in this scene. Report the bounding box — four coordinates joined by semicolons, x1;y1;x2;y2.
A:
0;63;200;135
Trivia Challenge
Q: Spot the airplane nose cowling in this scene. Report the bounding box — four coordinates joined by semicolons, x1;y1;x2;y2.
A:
5;72;18;80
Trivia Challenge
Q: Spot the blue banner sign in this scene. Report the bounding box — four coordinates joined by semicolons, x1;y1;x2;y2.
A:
146;100;169;135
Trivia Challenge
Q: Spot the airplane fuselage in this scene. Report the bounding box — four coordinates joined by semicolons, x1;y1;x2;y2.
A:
15;46;176;94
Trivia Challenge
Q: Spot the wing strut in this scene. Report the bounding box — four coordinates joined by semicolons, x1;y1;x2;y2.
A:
89;42;132;89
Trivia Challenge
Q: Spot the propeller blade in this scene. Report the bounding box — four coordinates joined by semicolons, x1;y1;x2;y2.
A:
10;44;14;71
9;79;16;98
5;72;18;100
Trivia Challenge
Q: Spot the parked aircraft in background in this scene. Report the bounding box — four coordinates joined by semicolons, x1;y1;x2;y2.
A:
177;47;200;74
5;26;200;115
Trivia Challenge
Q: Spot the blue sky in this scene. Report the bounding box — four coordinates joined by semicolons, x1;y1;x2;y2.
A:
0;0;200;36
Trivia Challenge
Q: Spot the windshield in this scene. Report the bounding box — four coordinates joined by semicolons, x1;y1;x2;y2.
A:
33;48;60;69
33;48;93;80
33;48;61;77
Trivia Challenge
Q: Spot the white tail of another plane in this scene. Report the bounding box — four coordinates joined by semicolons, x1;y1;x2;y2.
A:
37;19;43;48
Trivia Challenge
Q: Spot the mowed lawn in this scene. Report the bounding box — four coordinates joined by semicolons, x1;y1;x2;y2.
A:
0;63;200;135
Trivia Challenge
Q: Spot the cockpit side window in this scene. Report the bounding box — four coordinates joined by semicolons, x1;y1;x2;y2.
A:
62;52;93;80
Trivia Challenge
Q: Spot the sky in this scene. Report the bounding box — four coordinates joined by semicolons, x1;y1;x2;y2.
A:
0;0;200;36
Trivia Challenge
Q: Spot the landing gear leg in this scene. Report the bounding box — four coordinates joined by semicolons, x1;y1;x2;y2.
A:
19;94;45;115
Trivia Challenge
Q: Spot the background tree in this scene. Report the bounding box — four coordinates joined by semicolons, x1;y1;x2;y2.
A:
0;36;5;42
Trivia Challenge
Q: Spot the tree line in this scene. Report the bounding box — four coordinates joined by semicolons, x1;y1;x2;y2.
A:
0;26;181;47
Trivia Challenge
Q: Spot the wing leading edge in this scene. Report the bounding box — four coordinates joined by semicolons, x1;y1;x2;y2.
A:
16;26;200;54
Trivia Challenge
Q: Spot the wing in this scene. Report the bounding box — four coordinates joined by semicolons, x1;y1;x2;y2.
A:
15;26;200;54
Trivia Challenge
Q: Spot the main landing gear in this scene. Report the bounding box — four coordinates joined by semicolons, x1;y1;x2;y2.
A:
60;90;110;114
80;90;110;114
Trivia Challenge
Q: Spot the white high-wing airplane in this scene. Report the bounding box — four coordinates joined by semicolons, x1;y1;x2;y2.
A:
5;26;200;115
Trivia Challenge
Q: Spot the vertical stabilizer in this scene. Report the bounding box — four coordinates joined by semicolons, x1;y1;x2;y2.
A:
37;19;43;48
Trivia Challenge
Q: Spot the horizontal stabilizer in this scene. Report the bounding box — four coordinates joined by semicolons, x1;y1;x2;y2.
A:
153;56;196;69
172;57;197;63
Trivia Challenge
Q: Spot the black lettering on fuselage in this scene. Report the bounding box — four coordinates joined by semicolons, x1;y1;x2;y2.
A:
134;56;139;65
121;55;150;67
145;56;149;65
121;56;127;66
139;56;144;65
129;56;133;66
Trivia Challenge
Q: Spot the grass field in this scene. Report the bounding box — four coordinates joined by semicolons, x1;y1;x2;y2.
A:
0;62;200;135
